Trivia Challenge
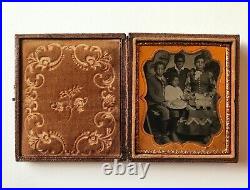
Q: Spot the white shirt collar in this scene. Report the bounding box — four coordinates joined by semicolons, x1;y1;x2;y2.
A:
175;65;185;72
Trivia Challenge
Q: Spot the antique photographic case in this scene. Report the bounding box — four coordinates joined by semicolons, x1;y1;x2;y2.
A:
15;33;239;162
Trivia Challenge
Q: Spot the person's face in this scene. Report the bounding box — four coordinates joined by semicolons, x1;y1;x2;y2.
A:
155;64;165;77
195;58;205;71
155;53;169;66
171;77;179;87
175;58;185;70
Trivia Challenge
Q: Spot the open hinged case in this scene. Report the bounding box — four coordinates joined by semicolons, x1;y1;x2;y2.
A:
15;33;239;162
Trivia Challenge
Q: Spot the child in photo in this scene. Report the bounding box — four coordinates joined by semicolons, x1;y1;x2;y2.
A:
164;75;186;141
165;75;184;103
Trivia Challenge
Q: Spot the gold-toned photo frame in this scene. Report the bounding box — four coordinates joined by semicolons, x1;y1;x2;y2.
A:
128;33;239;162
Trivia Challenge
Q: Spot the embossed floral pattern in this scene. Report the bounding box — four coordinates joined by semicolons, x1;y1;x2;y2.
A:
74;97;88;113
51;85;88;121
51;102;64;112
28;130;65;155
24;43;117;156
88;131;102;146
37;132;52;144
28;130;52;150
103;94;115;109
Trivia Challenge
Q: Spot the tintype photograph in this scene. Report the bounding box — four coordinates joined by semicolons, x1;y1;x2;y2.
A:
144;50;220;145
129;33;239;162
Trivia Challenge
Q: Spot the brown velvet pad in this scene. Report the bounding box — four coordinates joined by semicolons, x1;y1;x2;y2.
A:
15;34;127;161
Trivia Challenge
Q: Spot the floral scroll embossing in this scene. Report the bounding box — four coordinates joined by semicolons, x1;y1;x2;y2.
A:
24;43;117;156
28;130;65;155
51;85;88;121
70;44;117;155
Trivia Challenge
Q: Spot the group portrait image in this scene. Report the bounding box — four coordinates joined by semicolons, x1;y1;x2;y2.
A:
143;50;221;145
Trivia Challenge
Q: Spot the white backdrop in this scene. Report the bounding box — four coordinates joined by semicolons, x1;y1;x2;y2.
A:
2;2;248;188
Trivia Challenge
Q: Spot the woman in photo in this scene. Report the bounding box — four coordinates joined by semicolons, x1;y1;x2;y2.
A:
176;54;221;144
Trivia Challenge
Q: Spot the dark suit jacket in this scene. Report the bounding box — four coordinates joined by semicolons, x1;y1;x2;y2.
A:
146;75;166;105
164;67;190;91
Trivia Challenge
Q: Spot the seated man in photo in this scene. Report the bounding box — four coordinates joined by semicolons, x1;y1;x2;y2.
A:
145;61;171;144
